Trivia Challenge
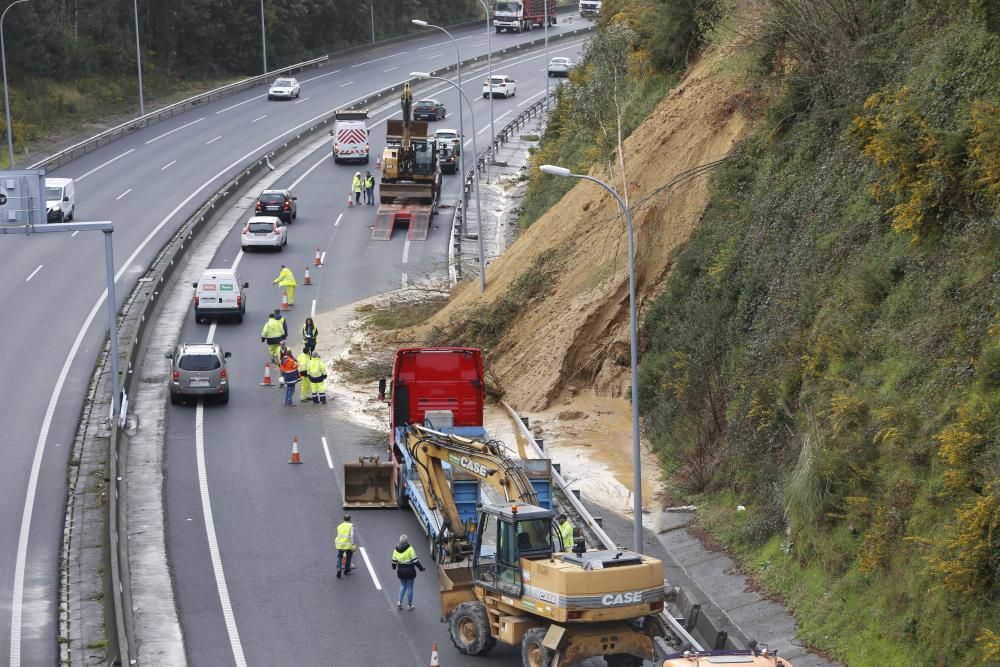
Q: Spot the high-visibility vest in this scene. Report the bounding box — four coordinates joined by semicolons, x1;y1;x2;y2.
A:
296;353;311;376
262;318;284;339
275;267;297;287
364;176;375;190
335;522;354;550
352;175;363;192
308;355;326;380
392;545;418;565
302;323;318;342
559;520;574;550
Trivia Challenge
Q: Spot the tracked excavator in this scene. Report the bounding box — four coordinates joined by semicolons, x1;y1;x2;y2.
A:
372;82;441;240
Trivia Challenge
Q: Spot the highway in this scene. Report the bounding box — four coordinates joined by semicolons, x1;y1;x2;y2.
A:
0;14;590;666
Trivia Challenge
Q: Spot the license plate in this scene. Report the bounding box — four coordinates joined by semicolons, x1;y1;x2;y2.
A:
190;379;210;387
266;205;279;210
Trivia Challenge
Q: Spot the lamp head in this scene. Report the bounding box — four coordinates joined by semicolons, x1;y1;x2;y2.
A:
412;19;429;27
410;72;431;80
540;164;572;178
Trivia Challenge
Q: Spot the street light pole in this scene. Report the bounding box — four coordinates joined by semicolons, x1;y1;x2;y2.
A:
133;0;144;117
544;0;549;100
412;72;486;294
540;164;642;553
370;0;375;43
411;20;466;200
259;0;268;74
1;0;31;167
477;0;495;183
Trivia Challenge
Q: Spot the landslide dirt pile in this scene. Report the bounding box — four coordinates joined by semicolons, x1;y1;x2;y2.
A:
415;48;751;411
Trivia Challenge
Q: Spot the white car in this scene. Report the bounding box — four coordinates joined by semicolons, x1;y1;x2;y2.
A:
268;77;300;100
483;75;516;99
547;57;573;77
433;128;460;148
240;216;287;251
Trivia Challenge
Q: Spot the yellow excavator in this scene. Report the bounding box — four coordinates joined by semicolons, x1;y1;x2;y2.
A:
346;423;671;667
379;82;440;205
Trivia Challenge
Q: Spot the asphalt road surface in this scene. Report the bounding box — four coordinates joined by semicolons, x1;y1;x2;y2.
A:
0;14;590;666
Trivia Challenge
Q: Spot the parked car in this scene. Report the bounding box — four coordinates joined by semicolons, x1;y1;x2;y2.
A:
547;57;573;77
483;75;516;98
413;99;447;121
241;215;287;252
192;268;248;323
268;77;300;100
166;342;231;405
254;189;297;223
45;177;76;223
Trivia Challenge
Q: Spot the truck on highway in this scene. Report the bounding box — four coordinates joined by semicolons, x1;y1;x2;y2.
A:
493;0;557;33
579;0;601;17
331;109;370;164
344;347;674;666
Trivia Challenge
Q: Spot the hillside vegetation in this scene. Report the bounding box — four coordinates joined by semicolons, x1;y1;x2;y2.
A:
635;1;1000;663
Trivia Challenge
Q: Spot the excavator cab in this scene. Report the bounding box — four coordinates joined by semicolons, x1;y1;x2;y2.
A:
472;502;554;598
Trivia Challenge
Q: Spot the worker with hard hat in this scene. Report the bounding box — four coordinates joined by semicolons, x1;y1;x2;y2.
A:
335;513;357;578
296;347;312;402
352;171;363;205
557;513;574;551
307;350;327;404
273;264;297;306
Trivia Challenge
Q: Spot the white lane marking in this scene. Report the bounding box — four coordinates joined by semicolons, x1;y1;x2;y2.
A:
145;117;205;144
25;264;42;282
517;90;545;107
289;153;331;190
75;148;135;182
417;40;448;50
206;136;222;145
478;110;511;133
116;188;132;200
402;239;410;264
311;299;316;319
334;213;343;227
216;96;264;114
320;251;327;265
206;321;217;344
401;273;408;289
473;41;487;47
351;52;406;67
232;249;245;271
12;102;368;657
338;81;354;88
70;231;79;237
250;114;268;124
463;138;472;148
358;547;382;591
321;436;333;469
383;67;399;73
161;160;177;171
427;52;444;59
301;68;341;83
293;97;311;104
196;403;248;666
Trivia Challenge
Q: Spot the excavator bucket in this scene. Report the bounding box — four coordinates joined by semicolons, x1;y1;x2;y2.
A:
342;456;395;508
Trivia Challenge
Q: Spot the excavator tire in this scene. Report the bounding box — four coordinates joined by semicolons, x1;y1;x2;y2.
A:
449;601;496;656
521;627;553;667
605;655;643;667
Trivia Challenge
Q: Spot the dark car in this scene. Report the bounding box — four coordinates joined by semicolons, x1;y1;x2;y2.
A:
254;189;297;223
413;99;446;121
438;144;459;174
166;342;232;405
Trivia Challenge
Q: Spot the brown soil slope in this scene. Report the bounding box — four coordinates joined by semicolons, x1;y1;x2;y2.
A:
421;50;749;411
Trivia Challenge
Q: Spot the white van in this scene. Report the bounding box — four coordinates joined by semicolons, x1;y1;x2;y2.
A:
45;177;76;223
192;268;248;323
331;109;370;164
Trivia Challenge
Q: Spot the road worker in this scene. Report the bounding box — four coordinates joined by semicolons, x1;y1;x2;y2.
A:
391;534;425;609
260;312;285;364
335;514;356;578
364;171;375;205
307;350;327;404
302;316;319;354
273;308;289;340
352;171;363;205
279;351;299;406
557;513;574;551
296;347;312;402
273;264;297;306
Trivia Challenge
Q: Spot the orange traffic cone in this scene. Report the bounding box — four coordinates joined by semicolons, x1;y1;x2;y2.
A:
281;292;290;311
288;436;302;464
314;247;323;267
429;643;439;667
303;266;312;285
260;361;273;386
347;192;354;208
375;156;382;170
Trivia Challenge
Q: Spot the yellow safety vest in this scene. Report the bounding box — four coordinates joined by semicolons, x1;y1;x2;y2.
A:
335;522;354;550
261;318;284;339
275;267;297;287
364;176;375;189
296;353;311;374
560;520;574;550
308;356;325;379
352;175;363;192
392;545;418;564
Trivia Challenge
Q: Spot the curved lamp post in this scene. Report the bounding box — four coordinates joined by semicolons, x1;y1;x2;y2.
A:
260;0;268;74
412;71;486;294
1;0;31;167
133;0;144;116
540;164;643;554
476;0;495;182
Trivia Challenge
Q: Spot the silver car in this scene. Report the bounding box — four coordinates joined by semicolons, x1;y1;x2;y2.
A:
547;57;573;77
241;215;287;251
268;77;300;100
167;343;231;405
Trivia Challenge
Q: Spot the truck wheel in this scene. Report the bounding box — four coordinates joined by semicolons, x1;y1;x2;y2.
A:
449;602;496;656
605;656;643;667
521;627;552;667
